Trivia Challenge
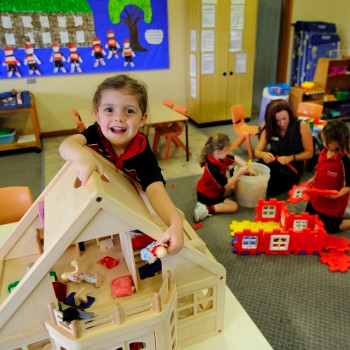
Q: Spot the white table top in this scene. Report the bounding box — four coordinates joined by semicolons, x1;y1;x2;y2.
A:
182;286;272;350
0;222;16;246
147;101;188;126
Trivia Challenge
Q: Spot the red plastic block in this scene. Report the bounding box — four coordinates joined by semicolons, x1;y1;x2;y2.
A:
324;235;350;253
319;250;350;272
97;256;120;269
192;223;204;230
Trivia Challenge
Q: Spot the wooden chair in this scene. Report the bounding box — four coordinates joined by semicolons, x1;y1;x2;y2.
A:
297;102;324;171
71;108;86;133
228;105;259;159
152;105;192;160
297;102;323;120
0;186;34;225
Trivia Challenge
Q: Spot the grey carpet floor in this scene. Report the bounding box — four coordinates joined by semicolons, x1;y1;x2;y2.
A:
0;145;44;200
166;174;350;350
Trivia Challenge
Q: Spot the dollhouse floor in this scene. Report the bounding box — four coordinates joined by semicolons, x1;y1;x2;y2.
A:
1;235;164;313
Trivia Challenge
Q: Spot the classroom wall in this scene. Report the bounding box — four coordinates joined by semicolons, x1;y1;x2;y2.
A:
0;0;187;134
0;0;349;133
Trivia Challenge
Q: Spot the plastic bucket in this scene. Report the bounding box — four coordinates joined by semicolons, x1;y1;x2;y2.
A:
235;162;270;208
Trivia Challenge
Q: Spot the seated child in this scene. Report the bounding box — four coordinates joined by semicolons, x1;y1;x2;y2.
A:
194;132;254;222
305;120;350;233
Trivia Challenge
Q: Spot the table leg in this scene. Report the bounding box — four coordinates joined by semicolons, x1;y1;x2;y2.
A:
185;122;189;161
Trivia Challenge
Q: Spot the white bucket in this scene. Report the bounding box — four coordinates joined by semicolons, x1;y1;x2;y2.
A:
235;162;271;208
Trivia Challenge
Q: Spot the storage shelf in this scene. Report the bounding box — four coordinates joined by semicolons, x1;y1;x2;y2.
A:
0;93;41;152
313;58;350;121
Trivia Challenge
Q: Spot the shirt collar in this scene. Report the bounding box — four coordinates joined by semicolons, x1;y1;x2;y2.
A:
98;125;146;165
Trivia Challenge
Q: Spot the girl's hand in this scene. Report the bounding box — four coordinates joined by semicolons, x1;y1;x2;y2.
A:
238;165;249;175
161;223;184;255
74;155;104;186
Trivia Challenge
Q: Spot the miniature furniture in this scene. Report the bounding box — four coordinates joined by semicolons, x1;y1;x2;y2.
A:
152;104;192;160
228;104;259;159
0;92;41;152
0;186;34;225
71;108;86;133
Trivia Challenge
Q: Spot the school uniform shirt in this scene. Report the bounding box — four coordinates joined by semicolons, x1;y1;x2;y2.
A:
310;148;350;217
82;123;165;191
196;155;234;198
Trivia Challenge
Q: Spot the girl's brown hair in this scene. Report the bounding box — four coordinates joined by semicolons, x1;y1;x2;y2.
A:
322;119;350;154
199;132;230;167
92;74;148;114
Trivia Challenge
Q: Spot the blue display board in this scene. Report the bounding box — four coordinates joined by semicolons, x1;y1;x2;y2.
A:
0;0;169;79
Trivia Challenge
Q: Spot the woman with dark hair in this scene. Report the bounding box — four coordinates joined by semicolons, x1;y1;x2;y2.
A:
254;99;313;195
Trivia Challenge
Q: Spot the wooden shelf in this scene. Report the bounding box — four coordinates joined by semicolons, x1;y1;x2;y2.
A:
0;93;41;152
312;58;350;121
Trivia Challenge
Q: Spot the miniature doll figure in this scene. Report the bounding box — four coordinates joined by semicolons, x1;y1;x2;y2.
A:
60;260;103;287
67;43;83;73
24;43;41;76
50;42;66;73
62;306;94;323
105;30;120;59
2;46;21;78
140;241;168;264
91;37;106;67
122;39;135;67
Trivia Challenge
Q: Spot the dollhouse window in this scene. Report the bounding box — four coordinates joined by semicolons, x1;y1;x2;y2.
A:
242;236;258;249
270;235;289;251
261;205;276;218
293;219;308;231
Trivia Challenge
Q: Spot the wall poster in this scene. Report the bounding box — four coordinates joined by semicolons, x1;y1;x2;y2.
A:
0;0;169;79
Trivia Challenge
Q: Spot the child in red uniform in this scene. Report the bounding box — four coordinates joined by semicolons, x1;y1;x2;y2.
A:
305;120;350;233
194;132;253;222
59;74;183;254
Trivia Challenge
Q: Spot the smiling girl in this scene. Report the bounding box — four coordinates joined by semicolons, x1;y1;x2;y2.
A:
59;74;184;254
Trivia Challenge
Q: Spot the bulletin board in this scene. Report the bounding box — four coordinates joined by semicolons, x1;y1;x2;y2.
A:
0;0;169;79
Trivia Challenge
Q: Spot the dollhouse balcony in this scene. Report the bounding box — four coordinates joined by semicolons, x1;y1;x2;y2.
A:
46;271;178;349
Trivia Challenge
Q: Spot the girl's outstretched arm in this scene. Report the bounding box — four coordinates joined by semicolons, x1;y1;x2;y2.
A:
146;181;184;255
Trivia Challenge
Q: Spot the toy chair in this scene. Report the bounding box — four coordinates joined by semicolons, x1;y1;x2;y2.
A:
297;102;323;120
152;105;192;160
71;108;86;133
0;186;34;225
163;99;174;109
228;105;259;159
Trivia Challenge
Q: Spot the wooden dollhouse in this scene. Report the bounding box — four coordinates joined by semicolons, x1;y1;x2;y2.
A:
231;198;327;255
0;149;226;350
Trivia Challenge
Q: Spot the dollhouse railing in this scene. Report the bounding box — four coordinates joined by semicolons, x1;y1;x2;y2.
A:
47;271;173;338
